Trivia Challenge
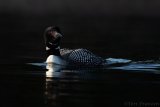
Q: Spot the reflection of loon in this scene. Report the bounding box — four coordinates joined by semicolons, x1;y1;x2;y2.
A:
46;48;106;66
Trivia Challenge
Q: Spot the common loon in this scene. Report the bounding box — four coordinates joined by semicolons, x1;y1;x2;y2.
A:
44;26;131;67
46;48;105;66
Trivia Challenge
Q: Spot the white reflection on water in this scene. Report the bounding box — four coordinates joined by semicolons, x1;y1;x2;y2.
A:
110;62;160;73
46;63;62;77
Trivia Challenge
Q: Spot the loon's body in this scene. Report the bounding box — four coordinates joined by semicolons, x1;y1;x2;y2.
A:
46;48;105;66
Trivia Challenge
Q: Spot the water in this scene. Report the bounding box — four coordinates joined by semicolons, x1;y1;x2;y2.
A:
1;2;160;107
0;64;45;107
45;64;160;107
1;59;160;107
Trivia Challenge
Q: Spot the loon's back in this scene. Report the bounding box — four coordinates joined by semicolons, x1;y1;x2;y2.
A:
60;48;105;66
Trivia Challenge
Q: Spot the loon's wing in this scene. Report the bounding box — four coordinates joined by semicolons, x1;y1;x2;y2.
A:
60;48;104;66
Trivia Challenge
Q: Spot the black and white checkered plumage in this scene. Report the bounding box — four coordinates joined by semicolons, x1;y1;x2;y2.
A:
60;48;105;66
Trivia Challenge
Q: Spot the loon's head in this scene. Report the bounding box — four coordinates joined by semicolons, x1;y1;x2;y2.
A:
43;26;63;56
44;26;62;43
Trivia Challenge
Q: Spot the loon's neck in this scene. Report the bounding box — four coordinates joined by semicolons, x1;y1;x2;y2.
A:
46;49;61;56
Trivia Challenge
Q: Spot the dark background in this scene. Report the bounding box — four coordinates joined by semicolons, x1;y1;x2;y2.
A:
0;0;160;63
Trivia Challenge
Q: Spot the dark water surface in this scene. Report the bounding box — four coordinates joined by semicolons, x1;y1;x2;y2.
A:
1;64;160;107
0;64;45;107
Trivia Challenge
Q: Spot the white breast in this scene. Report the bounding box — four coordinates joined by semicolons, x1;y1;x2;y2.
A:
46;55;67;65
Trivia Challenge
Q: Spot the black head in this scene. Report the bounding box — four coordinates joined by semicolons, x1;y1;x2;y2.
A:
44;26;62;44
